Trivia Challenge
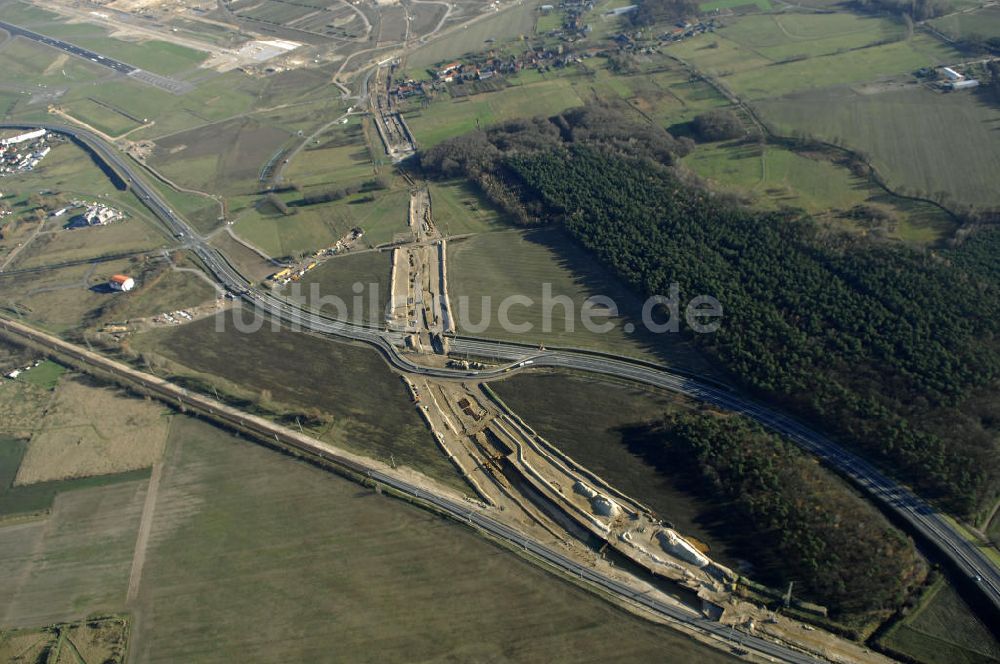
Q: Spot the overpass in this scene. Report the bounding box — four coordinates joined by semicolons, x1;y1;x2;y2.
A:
6;121;998;625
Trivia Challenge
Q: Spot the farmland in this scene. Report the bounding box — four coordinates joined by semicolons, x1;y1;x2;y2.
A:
296;250;392;324
149;117;292;196
404;57;733;148
60;98;143;137
283;121;375;191
757;85;1000;207
446;227;721;376
14;374;170;486
233;187;411;258
131;315;464;488
929;6;1000;40
405;75;586;146
681;141;956;243
0;616;129;664
880;577;1000;664
128;415;739;663
428;178;508;235
0;479;146;627
405;0;541;72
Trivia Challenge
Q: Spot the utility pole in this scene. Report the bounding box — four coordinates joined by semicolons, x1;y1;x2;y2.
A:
783;581;794;608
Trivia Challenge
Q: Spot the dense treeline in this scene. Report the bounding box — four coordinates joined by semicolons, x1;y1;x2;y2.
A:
420;106;1000;516
691;110;744;142
628;0;700;27
421;103;693;224
852;0;949;20
632;411;924;615
291;177;390;207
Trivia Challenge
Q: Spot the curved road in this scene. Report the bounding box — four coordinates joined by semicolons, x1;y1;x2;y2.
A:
7;121;999;624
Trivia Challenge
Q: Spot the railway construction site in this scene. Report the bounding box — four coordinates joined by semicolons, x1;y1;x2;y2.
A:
0;307;894;664
371;62;417;161
388;187;454;353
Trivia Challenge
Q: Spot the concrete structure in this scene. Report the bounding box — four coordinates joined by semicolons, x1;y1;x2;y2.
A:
942;67;963;81
109;274;135;292
0;129;45;146
950;79;980;90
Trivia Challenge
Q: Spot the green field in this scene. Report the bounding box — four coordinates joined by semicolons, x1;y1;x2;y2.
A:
717;13;906;61
0;36;108;87
408;59;732;148
881;578;1000;664
672;32;958;100
0;257;140;333
405;75;585;146
0;436;150;518
428;179;509;236
406;1;540;72
446;228;721;375
233;187;411;258
128;415;740;663
62;98;142;137
757;86;1000;207
15;218;167;270
284;121;375;190
681;141;955;243
929;6;1000;40
149;117;292;196
16;360;65;390
112;268;217;319
683;142;872;211
700;0;771;10
133;316;463;487
0;3;209;77
296;250;391;324
0;477;147;627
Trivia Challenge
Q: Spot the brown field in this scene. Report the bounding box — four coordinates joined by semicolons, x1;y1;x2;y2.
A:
0;627;55;663
0;480;147;628
0;380;52;440
129;415;739;663
132;315;464;489
14;375;170;485
0;617;127;664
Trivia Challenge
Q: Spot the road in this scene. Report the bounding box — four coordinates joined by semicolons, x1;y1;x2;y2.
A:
0;315;818;664
5;121;998;625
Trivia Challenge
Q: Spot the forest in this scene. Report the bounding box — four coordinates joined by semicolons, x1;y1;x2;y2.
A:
631;410;925;616
420;103;1000;518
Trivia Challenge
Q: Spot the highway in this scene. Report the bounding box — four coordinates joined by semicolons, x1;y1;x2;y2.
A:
5;121;998;626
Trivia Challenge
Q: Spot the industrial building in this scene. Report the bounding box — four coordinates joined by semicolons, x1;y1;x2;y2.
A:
0;129;45;147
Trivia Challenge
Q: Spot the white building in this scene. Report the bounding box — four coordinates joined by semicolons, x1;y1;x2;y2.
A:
942;67;963;81
0;129;45;147
951;79;980;90
109;275;136;292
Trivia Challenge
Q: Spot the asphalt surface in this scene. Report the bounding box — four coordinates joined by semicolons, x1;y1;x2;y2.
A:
0;20;137;74
7;121;998;636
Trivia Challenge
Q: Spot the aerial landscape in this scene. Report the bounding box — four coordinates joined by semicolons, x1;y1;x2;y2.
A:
0;0;997;659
